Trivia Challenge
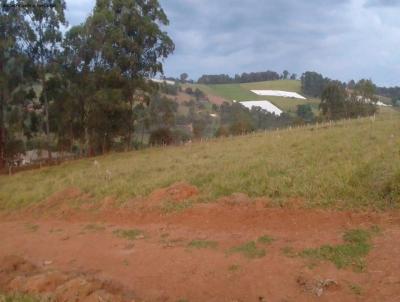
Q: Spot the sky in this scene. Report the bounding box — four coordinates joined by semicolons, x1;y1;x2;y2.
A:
65;0;400;86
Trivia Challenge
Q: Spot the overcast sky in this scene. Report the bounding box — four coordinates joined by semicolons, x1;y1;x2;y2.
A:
65;0;400;86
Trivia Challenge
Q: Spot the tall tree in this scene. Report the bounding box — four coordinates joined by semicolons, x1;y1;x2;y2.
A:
24;0;67;160
282;70;289;80
320;82;347;120
86;0;174;150
180;73;188;83
0;0;33;168
301;71;329;97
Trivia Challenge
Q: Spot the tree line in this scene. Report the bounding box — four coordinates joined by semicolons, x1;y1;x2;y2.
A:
197;70;297;85
0;0;174;168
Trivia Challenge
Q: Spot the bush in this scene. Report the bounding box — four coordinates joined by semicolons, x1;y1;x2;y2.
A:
171;128;192;143
215;126;230;137
149;128;174;146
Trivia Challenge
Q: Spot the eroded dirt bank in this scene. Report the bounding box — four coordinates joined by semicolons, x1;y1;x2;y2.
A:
1;184;400;302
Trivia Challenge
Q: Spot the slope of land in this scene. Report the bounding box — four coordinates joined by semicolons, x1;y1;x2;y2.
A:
185;80;320;114
1;114;400;301
0;113;399;210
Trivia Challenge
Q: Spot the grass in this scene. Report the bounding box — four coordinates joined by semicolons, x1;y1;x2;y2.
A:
228;241;266;259
349;283;363;295
228;264;241;272
84;224;106;232
161;200;194;213
187;239;218;249
240;80;302;93
257;235;275;245
185;80;317;113
0;114;399;210
113;229;145;241
0;293;40;302
300;228;378;272
25;223;39;232
281;246;296;258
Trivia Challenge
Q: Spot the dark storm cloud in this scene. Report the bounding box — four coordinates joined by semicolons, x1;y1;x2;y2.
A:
66;0;400;86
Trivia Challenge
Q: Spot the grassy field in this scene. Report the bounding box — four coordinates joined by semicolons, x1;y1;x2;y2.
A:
0;112;399;210
240;80;302;92
184;80;318;113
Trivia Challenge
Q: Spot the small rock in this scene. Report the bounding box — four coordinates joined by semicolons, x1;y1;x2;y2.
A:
61;236;70;241
43;260;53;266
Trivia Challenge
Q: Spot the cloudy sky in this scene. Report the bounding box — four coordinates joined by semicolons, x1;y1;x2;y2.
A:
65;0;400;86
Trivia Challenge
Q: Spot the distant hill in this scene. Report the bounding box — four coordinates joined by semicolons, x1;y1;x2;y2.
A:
183;80;320;115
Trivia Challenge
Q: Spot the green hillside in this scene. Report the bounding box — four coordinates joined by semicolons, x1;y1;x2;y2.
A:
1;113;399;210
240;79;302;92
185;80;319;114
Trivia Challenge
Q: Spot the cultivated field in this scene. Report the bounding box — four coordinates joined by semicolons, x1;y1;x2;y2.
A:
185;80;320;114
0;113;399;302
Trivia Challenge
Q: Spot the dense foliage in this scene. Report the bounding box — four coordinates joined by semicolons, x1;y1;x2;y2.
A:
198;70;282;84
0;0;174;167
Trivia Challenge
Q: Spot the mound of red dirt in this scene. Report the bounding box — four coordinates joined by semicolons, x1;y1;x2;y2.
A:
148;182;199;204
0;255;135;302
25;187;92;217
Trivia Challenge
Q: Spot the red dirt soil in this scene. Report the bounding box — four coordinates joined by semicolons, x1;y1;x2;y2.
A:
1;183;400;302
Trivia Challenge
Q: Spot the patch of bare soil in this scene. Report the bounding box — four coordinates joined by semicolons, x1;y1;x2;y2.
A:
1;184;400;302
206;94;228;105
0;255;135;301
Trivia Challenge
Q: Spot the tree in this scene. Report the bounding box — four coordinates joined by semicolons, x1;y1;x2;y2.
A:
320;80;377;120
85;0;174;150
320;82;347;120
346;79;377;118
24;0;67;160
290;73;297;80
296;104;315;122
301;71;329;97
62;24;96;155
149;94;177;130
0;1;34;168
180;73;188;83
282;70;289;80
347;80;356;89
354;79;377;102
391;98;400;107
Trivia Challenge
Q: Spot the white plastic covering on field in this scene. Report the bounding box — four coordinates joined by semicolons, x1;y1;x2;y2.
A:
376;101;391;107
251;90;306;99
239;101;283;116
150;78;175;85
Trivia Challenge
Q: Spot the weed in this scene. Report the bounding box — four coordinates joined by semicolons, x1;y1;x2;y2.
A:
349;283;363;295
25;223;39;232
370;225;382;235
0;293;40;302
229;241;266;259
300;228;377;272
161;200;194;213
84;224;106;232
49;228;63;233
281;246;296;258
228;264;241;272
257;235;275;245
113;229;145;241
187;239;218;249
